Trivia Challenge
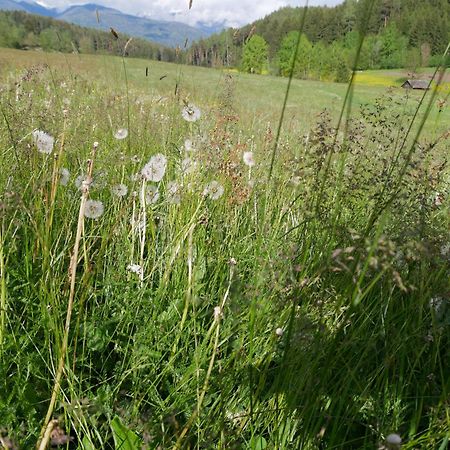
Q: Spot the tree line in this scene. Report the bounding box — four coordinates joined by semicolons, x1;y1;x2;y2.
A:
0;10;178;62
187;0;450;81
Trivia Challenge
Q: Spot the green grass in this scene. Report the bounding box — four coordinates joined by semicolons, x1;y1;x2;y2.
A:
0;47;449;449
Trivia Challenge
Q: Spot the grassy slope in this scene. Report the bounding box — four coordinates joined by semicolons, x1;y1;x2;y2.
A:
1;48;448;138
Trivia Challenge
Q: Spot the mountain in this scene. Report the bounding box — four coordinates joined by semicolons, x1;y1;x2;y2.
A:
57;4;205;47
0;0;220;47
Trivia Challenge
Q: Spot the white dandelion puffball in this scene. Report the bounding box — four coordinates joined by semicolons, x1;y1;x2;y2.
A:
84;199;104;220
385;433;402;448
166;181;181;204
203;181;224;200
127;263;142;276
32;130;54;154
182;104;201;122
59;168;70;186
141;153;167;182
75;174;92;191
114;128;128;140
275;327;284;337
184;139;195;152
145;185;160;204
111;183;128;197
181;157;197;176
243;151;255;167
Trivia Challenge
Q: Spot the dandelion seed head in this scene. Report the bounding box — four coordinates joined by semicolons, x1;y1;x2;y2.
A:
275;327;284;337
243;151;255;167
145;185;160;204
59;168;70;186
111;183;128;197
214;306;223;320
127;263;142;276
141;153;167;182
184;139;195;152
114;128;128;140
181;157;197;176
182;104;201;122
385;433;402;448
84;199;104;220
32;130;54;154
167;181;181;204
203;181;224;200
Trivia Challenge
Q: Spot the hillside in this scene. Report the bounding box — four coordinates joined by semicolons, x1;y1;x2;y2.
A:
0;0;218;47
187;0;450;78
0;9;178;61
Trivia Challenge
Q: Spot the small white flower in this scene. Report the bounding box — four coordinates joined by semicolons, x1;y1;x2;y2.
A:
111;183;128;197
75;174;92;190
131;155;140;164
32;130;54;154
385;433;402;449
181;157;197;176
275;327;284;337
141;153;167;182
84;199;104;220
59;168;70;186
114;128;128;140
182;104;201;122
440;243;450;258
203;181;224;200
93;141;99;149
127;263;142;276
214;306;223;320
243;151;255;167
166;181;181;204
184;139;195;152
145;185;160;204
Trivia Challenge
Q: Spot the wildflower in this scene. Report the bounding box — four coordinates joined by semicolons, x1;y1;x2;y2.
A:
184;139;195;151
145;185;160;204
385;433;402;449
131;155;140;164
141;153;167;182
214;306;223;320
275;327;284;337
59;168;70;186
440;243;450;258
127;263;143;276
32;129;54;154
84;199;104;220
114;128;128;140
130;173;141;182
203;181;224;200
167;181;181;204
182;104;201;122
243;151;255;167
111;183;128;197
181;157;197;176
75;174;92;191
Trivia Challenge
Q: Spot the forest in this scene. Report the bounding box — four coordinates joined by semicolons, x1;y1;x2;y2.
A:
0;10;178;62
187;0;450;81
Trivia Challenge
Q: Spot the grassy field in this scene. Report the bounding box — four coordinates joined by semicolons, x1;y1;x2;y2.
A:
0;47;449;449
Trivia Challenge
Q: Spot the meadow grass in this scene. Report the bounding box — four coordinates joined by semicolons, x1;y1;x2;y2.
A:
0;47;449;449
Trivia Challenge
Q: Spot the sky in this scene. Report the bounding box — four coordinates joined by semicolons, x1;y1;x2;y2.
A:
36;0;344;27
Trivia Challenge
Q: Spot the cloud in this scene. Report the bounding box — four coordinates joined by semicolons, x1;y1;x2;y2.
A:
37;0;344;27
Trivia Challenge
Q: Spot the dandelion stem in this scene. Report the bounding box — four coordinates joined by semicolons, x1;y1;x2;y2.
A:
37;144;97;449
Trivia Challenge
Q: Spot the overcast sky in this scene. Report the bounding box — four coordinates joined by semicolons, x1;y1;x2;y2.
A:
36;0;344;27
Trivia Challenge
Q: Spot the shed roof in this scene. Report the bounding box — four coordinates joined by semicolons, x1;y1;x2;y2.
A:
401;79;430;90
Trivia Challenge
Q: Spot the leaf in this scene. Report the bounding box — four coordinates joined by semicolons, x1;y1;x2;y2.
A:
80;436;96;450
110;416;142;450
250;436;267;450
